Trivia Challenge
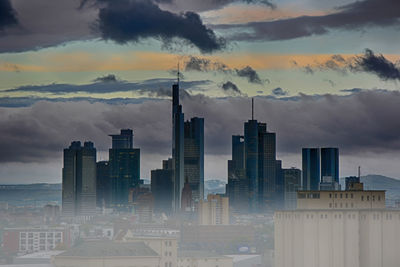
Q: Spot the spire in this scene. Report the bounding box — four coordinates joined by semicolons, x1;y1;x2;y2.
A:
177;62;180;85
251;98;254;120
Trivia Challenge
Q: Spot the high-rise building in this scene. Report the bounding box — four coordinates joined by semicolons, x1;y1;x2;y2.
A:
172;82;185;212
244;119;259;212
227;135;248;212
321;147;339;183
184;117;204;205
109;129;140;210
198;194;229;225
302;148;320;191
227;99;277;212
275;160;284;209
96;161;110;208
151;158;174;214
62;141;97;217
283;168;301;209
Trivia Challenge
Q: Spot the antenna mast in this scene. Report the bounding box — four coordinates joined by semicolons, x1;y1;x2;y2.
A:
177;62;180;85
358;166;361;179
252;98;254;120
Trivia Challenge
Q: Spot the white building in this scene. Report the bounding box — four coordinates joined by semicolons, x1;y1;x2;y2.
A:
274;190;400;267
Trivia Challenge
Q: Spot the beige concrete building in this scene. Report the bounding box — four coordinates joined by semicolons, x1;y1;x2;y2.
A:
178;251;233;267
115;229;178;267
198;194;229;225
297;190;386;210
275;190;400;267
53;241;161;267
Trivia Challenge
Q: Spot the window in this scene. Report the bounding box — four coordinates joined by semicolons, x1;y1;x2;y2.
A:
351;194;353;199
340;194;343;198
361;196;364;201
346;193;348;198
329;193;332;198
367;196;370;201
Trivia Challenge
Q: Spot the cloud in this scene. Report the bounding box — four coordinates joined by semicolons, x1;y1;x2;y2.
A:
3;78;211;95
272;87;287;96
0;0;97;53
214;0;400;41
183;56;265;84
92;74;120;83
235;66;263;84
156;0;276;12
0;0;18;31
352;49;400;81
221;81;242;96
2;89;400;166
95;0;226;53
301;49;400;81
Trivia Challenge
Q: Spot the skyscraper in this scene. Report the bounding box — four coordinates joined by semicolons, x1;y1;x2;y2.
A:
184;117;204;204
172;81;185;212
96;161;110;209
109;129;140;210
227;99;277;212
62;141;97;216
227;135;248;212
151;158;174;214
244;119;259;212
283;168;301;209
321;147;339;183
302;148;320;190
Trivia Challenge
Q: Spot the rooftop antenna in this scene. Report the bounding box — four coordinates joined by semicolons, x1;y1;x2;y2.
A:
358;166;361;180
252;98;254;120
177;62;180;85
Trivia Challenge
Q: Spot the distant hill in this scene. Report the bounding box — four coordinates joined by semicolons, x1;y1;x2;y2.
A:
205;179;226;196
341;175;400;206
0;183;61;206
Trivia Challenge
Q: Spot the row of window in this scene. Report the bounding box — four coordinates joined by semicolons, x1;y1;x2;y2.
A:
276;213;400;220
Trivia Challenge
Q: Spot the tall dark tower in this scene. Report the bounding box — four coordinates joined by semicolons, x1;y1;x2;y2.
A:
172;70;185;213
109;129;140;210
302;148;320;190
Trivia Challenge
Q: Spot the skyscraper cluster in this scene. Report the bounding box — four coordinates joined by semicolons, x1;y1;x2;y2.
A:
227;100;283;213
151;78;205;214
62;130;141;216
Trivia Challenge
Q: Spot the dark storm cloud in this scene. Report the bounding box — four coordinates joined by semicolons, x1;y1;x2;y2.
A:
0;0;97;53
2;89;400;163
92;74;120;83
235;66;263;84
352;49;400;81
214;0;400;41
0;0;18;31
272;87;287;96
4;78;210;95
95;0;226;53
302;49;400;81
221;81;242;96
183;56;266;84
155;0;276;12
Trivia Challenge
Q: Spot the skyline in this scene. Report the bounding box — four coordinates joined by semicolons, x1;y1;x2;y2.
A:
1;0;400;183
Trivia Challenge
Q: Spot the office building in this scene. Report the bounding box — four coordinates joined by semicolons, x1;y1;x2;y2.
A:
321;147;339;182
227;135;248;212
302;148;320;191
227;99;277;212
62;141;97;217
172;82;185;212
109;129;140;210
198;194;229;225
151;159;174;214
184;117;204;205
283;168;301;210
96;161;111;208
275;189;400;267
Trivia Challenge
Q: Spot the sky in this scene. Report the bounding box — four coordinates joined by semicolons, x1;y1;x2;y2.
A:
0;0;400;183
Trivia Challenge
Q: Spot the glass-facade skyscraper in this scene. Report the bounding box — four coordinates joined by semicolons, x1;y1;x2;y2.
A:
184;117;204;204
172;82;184;212
302;148;320;190
321;147;339;183
62;141;97;217
109;129;140;210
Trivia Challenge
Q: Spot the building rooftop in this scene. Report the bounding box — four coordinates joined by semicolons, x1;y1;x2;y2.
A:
57;241;159;258
178;250;228;259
